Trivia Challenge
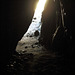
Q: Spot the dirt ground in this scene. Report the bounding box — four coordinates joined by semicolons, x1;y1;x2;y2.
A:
6;36;75;75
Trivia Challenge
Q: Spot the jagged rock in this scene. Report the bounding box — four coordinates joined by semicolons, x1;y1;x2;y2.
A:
34;30;39;37
16;37;43;55
25;46;28;49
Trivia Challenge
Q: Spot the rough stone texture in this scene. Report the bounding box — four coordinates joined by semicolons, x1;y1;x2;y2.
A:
16;37;43;55
6;33;75;75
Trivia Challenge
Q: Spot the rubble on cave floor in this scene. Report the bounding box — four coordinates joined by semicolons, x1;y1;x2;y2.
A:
6;36;74;75
6;48;62;75
16;36;46;55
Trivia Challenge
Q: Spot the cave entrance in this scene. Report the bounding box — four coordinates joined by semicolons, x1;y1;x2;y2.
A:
16;0;47;54
16;0;66;54
23;0;47;39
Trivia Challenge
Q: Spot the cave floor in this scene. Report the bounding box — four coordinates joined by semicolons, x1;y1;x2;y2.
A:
6;37;74;75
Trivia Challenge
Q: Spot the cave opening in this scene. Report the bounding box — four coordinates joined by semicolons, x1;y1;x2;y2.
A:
16;0;47;54
16;0;66;53
5;0;74;75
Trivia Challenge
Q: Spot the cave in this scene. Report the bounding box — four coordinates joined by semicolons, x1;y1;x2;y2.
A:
1;0;74;75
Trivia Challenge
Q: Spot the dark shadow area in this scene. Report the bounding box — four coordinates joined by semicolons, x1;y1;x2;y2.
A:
1;0;37;74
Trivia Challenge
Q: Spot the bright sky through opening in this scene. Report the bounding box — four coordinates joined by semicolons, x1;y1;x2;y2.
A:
24;0;47;37
34;0;47;18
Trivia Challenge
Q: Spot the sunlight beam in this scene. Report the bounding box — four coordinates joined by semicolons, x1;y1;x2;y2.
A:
34;0;47;18
23;0;47;38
